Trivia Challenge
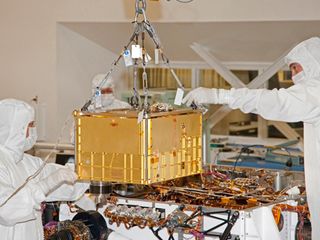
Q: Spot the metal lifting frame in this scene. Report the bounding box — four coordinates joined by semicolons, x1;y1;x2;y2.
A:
149;206;240;240
190;42;302;142
81;0;185;112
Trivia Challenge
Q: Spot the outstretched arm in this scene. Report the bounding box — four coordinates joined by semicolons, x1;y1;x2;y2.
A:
183;85;320;123
228;85;320;123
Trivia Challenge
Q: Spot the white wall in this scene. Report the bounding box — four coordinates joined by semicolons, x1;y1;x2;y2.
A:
55;0;320;22
0;1;58;140
56;24;129;142
1;0;320;141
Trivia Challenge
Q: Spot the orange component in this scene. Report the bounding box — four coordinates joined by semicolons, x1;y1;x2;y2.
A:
272;204;309;225
247;198;258;205
220;197;230;204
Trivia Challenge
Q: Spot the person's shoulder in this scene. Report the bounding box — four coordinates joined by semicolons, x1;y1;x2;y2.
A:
283;83;307;93
0;149;11;175
22;153;43;167
0;155;7;168
305;78;320;88
0;147;11;165
113;99;132;108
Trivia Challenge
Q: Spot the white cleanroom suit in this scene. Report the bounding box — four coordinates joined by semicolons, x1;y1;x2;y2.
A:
90;74;131;111
0;99;89;240
183;37;320;239
71;74;131;143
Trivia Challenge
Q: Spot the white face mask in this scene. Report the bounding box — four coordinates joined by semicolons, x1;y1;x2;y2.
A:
292;71;306;85
23;127;37;151
101;94;115;107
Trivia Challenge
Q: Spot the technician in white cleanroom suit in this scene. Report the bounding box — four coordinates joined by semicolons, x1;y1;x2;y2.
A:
70;74;131;144
89;74;131;112
0;99;89;240
183;37;320;238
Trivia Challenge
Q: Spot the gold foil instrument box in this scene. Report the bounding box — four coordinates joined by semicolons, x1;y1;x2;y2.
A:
74;109;202;184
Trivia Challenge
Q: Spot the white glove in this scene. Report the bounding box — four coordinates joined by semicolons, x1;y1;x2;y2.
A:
286;186;300;195
38;167;78;196
182;87;230;106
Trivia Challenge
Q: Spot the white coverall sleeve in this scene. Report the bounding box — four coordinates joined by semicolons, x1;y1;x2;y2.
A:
228;85;320;123
0;168;41;226
37;162;89;202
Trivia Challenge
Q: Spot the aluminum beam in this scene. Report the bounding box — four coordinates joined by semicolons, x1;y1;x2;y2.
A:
190;43;246;88
191;42;302;140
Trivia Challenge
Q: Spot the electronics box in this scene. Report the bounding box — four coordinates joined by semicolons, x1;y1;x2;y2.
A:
74;109;202;184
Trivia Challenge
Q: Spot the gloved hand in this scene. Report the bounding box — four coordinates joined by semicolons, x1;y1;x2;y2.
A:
38;167;78;196
182;87;230;106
